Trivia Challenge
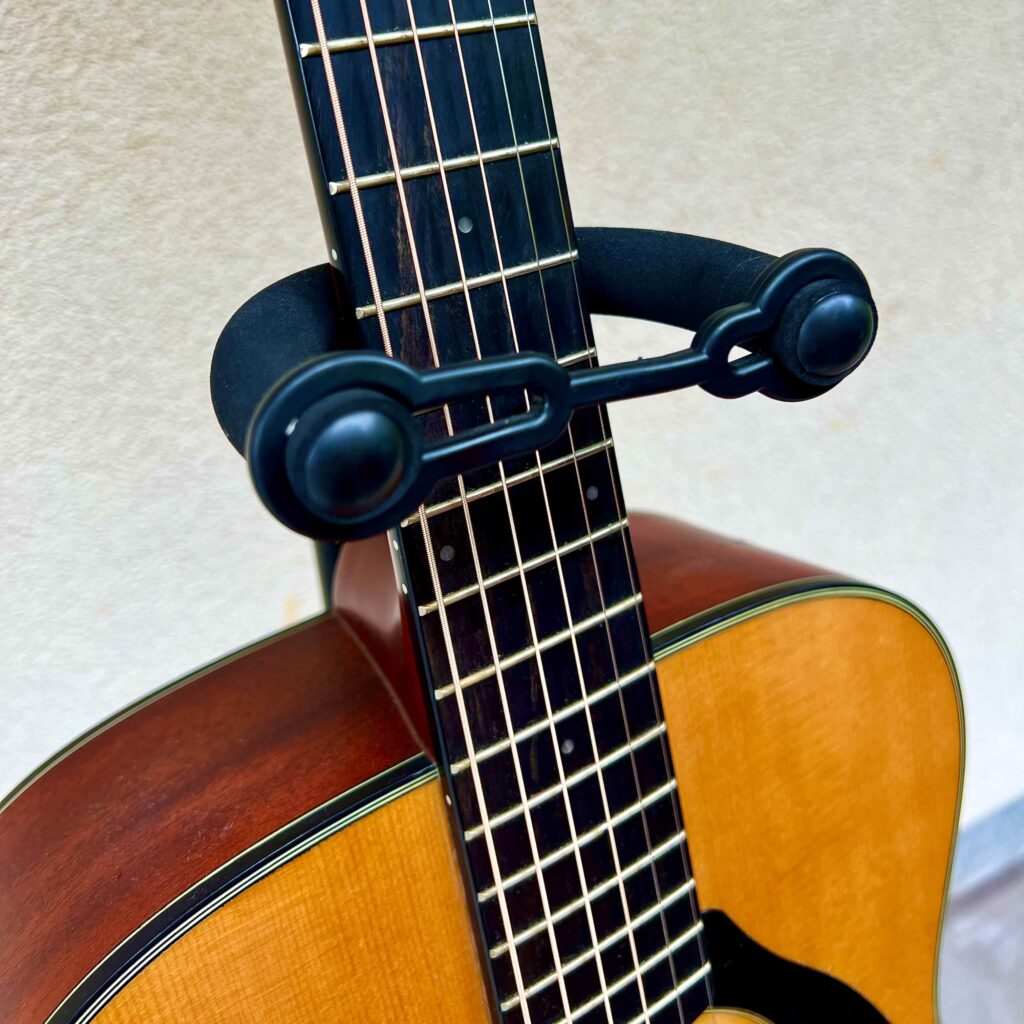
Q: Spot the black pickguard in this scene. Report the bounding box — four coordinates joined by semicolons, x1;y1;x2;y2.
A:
704;910;889;1023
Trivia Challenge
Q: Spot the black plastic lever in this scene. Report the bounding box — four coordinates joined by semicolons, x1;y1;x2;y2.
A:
243;245;876;542
211;228;876;455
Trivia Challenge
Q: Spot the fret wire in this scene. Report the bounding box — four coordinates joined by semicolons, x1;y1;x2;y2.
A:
403;4;578;1017
626;963;714;1024
300;12;537;58
468;776;676;881
490;873;697;961
418;516;629;616
401;435;610;527
483;783;679;906
451;659;654;777
329;138;559;194
479;8;653;1015
514;3;711;1012
497;875;697;969
506;917;705;1016
479;802;675;903
473;722;668;854
433;592;643;700
354;249;579;318
558;346;598;367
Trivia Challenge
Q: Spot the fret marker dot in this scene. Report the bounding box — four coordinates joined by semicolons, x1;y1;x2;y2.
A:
439;544;455;563
561;738;575;755
330;248;338;262
586;485;599;501
458;216;474;235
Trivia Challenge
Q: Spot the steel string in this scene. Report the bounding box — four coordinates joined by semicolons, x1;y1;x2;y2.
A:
309;2;530;1017
511;1;714;1014
476;4;681;1019
397;2;598;1018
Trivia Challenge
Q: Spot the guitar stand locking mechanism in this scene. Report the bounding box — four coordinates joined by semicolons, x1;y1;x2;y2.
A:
211;228;877;543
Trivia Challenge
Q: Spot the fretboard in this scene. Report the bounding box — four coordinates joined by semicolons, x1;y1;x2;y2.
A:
275;2;713;1021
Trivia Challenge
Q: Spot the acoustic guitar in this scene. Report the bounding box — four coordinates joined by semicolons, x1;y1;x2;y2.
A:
0;3;963;1023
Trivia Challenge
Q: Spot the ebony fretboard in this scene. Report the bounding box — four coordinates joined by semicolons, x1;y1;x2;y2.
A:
276;2;713;1021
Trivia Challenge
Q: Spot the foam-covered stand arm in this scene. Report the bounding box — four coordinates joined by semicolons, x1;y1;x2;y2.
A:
577;227;774;332
212;228;792;454
212;264;345;454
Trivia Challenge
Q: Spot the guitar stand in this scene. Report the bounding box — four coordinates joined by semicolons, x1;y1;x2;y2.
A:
211;227;877;594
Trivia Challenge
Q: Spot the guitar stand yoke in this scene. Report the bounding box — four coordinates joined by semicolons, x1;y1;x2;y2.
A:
211;227;877;547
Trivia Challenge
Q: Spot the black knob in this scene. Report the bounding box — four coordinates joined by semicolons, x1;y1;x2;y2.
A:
285;393;409;522
797;290;876;378
773;278;877;390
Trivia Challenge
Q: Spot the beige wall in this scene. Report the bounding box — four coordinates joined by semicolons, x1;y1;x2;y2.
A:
1;1;1020;825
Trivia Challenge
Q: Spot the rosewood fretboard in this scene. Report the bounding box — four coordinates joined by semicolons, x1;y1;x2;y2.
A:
275;1;713;1020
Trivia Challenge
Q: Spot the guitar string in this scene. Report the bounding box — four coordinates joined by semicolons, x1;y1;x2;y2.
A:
405;5;644;1021
350;3;550;1018
396;3;594;1018
514;13;714;1008
307;0;392;351
423;3;624;1018
475;2;684;1015
308;1;531;1016
477;4;656;1018
513;1;711;1012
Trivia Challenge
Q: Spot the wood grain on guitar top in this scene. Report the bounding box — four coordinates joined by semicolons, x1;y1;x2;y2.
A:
661;594;962;1024
97;779;491;1023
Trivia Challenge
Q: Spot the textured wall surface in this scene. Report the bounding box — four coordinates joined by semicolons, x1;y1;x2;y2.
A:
1;1;1021;826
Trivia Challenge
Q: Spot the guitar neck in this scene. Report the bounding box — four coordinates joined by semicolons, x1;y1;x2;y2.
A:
275;2;713;1020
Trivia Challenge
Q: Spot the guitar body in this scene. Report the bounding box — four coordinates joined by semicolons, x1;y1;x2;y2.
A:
0;514;962;1024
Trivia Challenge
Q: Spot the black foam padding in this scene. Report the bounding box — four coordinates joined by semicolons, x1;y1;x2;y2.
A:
577;227;774;332
210;229;778;453
211;264;346;453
